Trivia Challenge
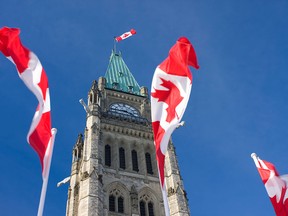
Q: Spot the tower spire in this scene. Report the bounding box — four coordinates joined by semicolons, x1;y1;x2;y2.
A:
104;50;142;95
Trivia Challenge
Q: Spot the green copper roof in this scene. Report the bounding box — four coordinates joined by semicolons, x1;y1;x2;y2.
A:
104;50;141;95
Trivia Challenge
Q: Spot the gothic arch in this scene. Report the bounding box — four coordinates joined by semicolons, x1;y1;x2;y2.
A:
138;187;162;216
104;181;131;215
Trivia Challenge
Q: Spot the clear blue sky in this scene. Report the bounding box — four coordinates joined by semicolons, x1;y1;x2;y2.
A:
1;0;288;215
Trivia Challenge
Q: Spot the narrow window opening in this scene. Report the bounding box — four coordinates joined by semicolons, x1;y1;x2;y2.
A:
73;150;77;162
105;145;111;166
118;196;124;213
109;195;116;212
132;150;139;172
93;94;97;104
148;202;154;216
140;201;146;216
119;147;126;169
78;149;81;159
145;153;153;174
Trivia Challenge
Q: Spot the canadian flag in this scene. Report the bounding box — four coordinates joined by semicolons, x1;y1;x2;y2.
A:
115;29;136;42
151;37;199;215
0;26;56;178
251;153;288;216
0;27;57;215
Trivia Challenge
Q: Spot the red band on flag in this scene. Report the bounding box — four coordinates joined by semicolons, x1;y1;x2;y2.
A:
0;27;30;73
159;37;199;82
29;111;52;164
152;121;166;186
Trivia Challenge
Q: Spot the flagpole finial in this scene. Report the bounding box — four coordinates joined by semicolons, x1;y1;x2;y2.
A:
251;153;257;159
176;121;185;129
113;37;117;53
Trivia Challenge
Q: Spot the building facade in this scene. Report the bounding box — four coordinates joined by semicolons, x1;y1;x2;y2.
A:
66;50;190;216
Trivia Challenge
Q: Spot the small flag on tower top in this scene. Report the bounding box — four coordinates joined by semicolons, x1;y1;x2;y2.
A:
115;29;136;42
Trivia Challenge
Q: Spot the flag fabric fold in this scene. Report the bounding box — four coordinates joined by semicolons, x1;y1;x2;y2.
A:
151;37;199;215
115;29;136;42
0;27;55;179
251;153;288;216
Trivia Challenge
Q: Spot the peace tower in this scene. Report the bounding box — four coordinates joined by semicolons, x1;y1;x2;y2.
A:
66;50;190;216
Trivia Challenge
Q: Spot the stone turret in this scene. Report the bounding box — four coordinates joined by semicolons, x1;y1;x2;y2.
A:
165;141;190;215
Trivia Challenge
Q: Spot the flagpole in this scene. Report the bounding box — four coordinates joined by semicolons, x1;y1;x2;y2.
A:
156;161;170;216
162;181;170;216
113;37;117;53
37;128;57;216
251;153;260;168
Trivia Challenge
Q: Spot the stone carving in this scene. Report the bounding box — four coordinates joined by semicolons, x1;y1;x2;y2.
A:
81;171;89;180
130;185;138;212
167;187;175;197
91;122;99;134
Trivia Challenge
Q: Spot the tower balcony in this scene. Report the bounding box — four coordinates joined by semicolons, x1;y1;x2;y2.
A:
101;108;149;126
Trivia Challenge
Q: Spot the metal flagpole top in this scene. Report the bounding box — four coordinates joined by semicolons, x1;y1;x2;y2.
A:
113;37;117;53
251;153;257;159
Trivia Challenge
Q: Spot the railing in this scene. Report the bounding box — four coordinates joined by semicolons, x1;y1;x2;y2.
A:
101;109;149;125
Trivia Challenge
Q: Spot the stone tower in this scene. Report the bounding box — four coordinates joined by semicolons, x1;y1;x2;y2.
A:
66;50;190;216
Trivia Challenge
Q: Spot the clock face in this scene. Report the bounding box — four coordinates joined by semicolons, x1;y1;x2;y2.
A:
110;103;140;117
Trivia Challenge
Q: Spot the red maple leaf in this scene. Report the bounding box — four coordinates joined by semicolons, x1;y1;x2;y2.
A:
123;33;129;38
151;78;183;123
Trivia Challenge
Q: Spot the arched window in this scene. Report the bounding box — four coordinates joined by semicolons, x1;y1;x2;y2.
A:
140;201;146;216
109;195;116;212
119;147;126;169
145;153;153;174
139;200;155;216
108;188;125;213
89;93;93;103
73;149;78;162
93;94;97;104
132;150;139;172
78;149;81;159
118;196;124;213
105;145;111;166
148;202;154;216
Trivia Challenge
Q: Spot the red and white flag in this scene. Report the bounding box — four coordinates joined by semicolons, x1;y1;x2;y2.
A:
151;37;199;215
0;27;57;215
115;29;136;42
251;153;288;216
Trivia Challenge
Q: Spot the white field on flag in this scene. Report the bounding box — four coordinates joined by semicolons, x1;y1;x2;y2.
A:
151;67;192;153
